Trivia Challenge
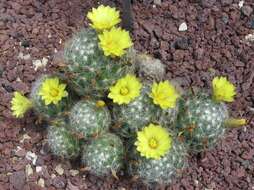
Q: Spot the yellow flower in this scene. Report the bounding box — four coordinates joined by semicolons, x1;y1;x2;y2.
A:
87;5;121;31
38;78;68;105
212;76;236;102
135;124;172;159
11;92;33;118
99;27;133;57
150;81;179;109
108;74;142;105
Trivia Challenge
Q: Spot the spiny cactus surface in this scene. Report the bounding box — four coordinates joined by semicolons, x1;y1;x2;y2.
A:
176;93;229;151
81;133;124;176
69;100;111;138
30;75;69;119
112;86;179;137
47;125;80;159
64;29;133;97
112;86;159;137
128;139;187;185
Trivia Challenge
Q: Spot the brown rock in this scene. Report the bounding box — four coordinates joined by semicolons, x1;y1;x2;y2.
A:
242;6;253;17
9;171;26;190
52;176;67;189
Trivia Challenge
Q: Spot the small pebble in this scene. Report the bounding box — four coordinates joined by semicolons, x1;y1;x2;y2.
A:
239;0;244;8
20;134;31;143
245;33;254;42
37;178;45;188
154;0;161;5
18;52;31;60
36;166;43;173
55;164;64;175
32;57;48;71
179;22;188;31
52;176;66;189
69;169;79;177
25;164;33;177
241;5;253;17
25;151;38;165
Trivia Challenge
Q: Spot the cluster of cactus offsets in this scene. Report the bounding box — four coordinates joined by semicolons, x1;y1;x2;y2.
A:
63;28;134;97
10;4;246;186
81;133;124;176
112;86;178;138
176;93;229;151
69;100;111;138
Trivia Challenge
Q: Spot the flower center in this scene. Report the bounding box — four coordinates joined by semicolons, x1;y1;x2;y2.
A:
120;87;129;96
148;138;158;149
50;88;59;97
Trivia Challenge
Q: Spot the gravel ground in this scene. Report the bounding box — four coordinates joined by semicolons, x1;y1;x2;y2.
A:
0;0;254;189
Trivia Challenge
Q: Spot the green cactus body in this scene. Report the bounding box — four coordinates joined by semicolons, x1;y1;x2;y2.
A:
112;86;178;137
69;100;111;139
81;133;124;176
112;86;158;137
128;140;187;185
177;93;229;151
47;125;80;159
30;75;70;120
64;29;133;97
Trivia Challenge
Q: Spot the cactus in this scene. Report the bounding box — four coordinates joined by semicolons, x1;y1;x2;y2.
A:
69;100;111;139
81;133;124;176
47;124;80;159
112;86;178;138
63;28;134;97
128;139;187;185
136;54;166;83
176;93;229;152
112;86;158;137
30;75;70;120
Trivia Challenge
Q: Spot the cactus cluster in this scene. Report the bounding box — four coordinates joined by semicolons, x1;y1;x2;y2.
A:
10;4;246;187
112;86;178;138
63;29;133;97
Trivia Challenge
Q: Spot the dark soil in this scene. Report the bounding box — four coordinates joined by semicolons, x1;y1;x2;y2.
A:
1;0;254;189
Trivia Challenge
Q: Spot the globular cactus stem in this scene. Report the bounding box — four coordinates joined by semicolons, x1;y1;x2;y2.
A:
69;99;111;139
47;123;80;159
81;133;125;177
